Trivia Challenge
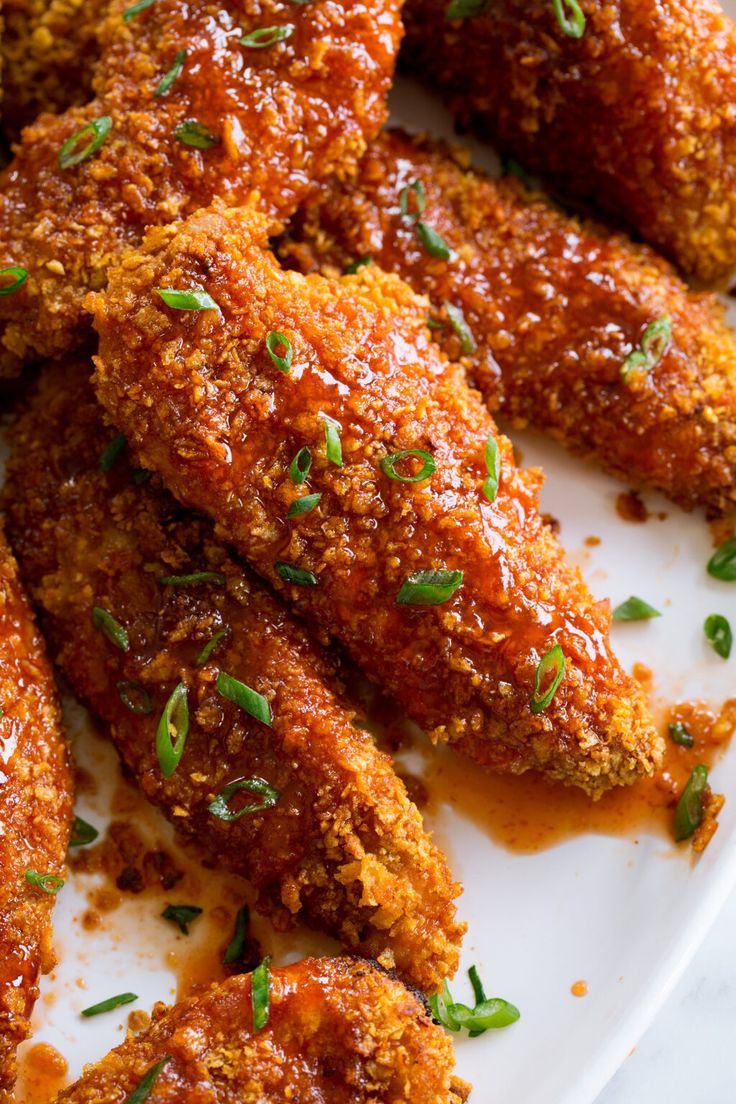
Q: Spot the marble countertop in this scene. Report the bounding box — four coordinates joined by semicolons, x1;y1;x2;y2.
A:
595;882;736;1102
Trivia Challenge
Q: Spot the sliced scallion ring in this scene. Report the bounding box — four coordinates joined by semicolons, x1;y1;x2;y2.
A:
707;537;736;581
668;721;694;748
322;415;343;466
195;627;230;667
123;0;155;21
704;613;732;659
240;24;294;47
25;869;64;895
396;569;463;606
123;1057;171;1104
161;903;202;934
399;179;426;223
275;561;318;587
173;119;219;149
266;331;293;374
530;644;565;713
58;116;112;169
156;682;189;777
116;680;153;715
551;0;585;37
621;316;671;380
415;221;452;260
289;446;312;485
673;764;709;841
217;671;272;726
209;776;280;821
251;956;271;1031
154;49;187;97
155;288;218;310
0;266;28;296
287;492;321;518
482;434;500;503
445;301;475;355
224;904;251;964
611;596;661;622
69;815;99;847
380;449;436;484
91;606;129;652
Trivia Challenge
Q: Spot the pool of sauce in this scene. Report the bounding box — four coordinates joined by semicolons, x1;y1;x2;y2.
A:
14;1042;68;1103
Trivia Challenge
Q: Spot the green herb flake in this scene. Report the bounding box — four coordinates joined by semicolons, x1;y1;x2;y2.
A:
380;449;436;484
156;682;189;777
209;776;280;821
251;957;271;1031
0;266;28;296
530;644;565;714
58;116;112;169
156;287;219;310
240;24;294;47
217;671;272;726
154;49;186;97
82;992;138;1018
173;119;220;149
123;1057;171;1104
69;815;99;848
704;613;732;659
611;596;661;622
25;869;64;895
673;764;709;842
92;606;130;652
396;569;463;606
161;904;202;935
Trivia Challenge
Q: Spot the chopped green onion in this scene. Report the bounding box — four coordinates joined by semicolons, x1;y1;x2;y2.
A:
426;315;445;331
217;671;272;725
159;571;226;587
344;256;372;274
100;432;127;472
707;537;736;582
396;569;463;606
612;596;661;622
123;1057;171;1104
445;302;475;355
502;157;530;182
399;179;425;223
240;24;294;47
266;331;293;374
552;0;585;37
173;119;219;149
132;468;151;485
195;627;230;667
415;222;452;260
530;644;565;713
704;613;732;659
251;957;271;1031
154;49;186;97
0;266;28;296
669;721;694;748
156;287;218;310
25;870;64;895
446;0;489;16
92;607;129;652
468;965;486;1005
380;449;436;484
674;764;709;841
59;116;112;170
156;682;189;777
223;904;250;964
82;992;138;1017
161;904;202;934
275;561;318;587
482;434;500;503
116;680;153;715
209;777;280;821
289;446;312;485
69;815;99;847
621;316;671;380
287;492;321;518
322;415;343;466
123;0;155;20
429;966;519;1037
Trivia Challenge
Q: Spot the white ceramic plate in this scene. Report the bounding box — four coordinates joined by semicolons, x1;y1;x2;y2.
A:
5;41;736;1104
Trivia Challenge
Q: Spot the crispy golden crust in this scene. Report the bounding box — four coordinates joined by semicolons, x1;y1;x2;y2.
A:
55;957;467;1104
0;525;72;1101
3;359;463;993
0;0;402;375
92;203;661;795
401;0;736;284
280;128;736;514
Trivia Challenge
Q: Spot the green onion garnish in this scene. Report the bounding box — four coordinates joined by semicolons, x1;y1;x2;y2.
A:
266;331;293;374
707;537;736;581
287;492;321;518
322;415;343;466
415;222;452;260
161;903;202;934
58;116;112;169
25;870;64;895
251;957;271;1031
156;682;189;777
621;316;671;380
468;965;486;1006
429;966;520;1036
445;302;475;355
240;24;294;47
173;119;219;149
81;992;138;1018
155;288;218;310
154;49;186;97
224;904;250;965
132;468;151;485
0;266;28;296
552;0;585;37
159;571;226;587
123;1057;171;1104
289;446;312;485
344;256;372;274
674;764;709;841
396;569;463;606
669;721;694;748
217;671;272;726
426;315;445;331
275;561;318;587
92;606;129;652
704;613;732;659
69;815;99;847
195;627;230;667
380;449;436;484
482;435;500;503
446;0;489;16
530;644;565;713
611;596;661;622
123;0;155;20
100;432;127;472
116;680;153;715
399;179;425;223
209;776;280;821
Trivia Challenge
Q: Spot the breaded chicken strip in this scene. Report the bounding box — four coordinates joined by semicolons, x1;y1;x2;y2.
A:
0;0;402;375
92;203;661;795
0;526;72;1101
402;0;736;284
3;359;463;994
55;957;468;1104
280;129;736;514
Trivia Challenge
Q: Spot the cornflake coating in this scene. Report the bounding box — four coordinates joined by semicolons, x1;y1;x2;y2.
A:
92;203;661;795
3;360;463;994
0;0;402;374
55;957;469;1103
281;129;736;514
402;0;736;284
0;527;72;1101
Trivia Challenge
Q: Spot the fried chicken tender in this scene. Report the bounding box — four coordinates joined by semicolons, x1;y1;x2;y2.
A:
3;359;463;994
280;129;736;514
0;526;72;1101
55;957;468;1104
401;0;736;284
92;203;661;795
0;0;402;375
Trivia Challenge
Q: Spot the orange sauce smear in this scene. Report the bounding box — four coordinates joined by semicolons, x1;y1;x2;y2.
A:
14;1043;69;1103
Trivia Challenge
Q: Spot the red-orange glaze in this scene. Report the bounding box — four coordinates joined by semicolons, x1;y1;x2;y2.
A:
14;1043;69;1104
